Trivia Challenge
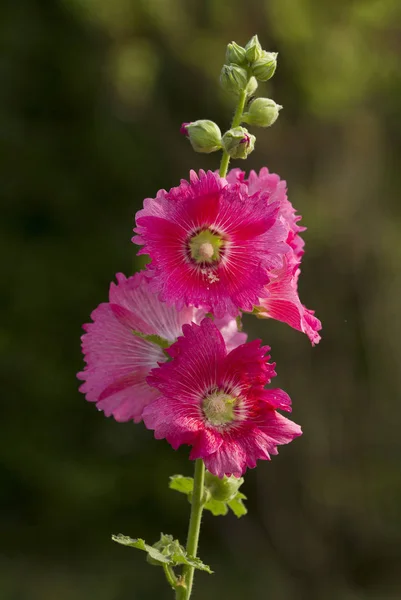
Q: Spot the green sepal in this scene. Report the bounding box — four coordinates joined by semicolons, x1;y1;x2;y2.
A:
131;329;171;349
204;497;229;516
170;474;248;518
227;492;248;517
251;305;269;319
204;490;247;518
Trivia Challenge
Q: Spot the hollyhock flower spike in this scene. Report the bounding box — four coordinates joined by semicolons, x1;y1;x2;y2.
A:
144;318;302;478
133;169;289;318
78;272;246;422
79;34;321;600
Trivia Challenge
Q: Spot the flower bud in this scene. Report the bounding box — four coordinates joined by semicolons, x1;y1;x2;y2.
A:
205;472;244;502
242;98;282;128
245;76;258;98
180;119;222;153
222;126;255;159
252;51;278;82
245;35;263;63
226;41;247;66
220;65;248;96
146;534;175;566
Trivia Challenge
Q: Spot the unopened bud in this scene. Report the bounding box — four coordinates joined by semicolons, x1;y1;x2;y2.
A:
146;534;175;566
245;35;263;63
242;98;282;128
220;65;248;96
246;76;258;98
226;41;247;66
181;119;222;153
252;51;278;82
205;472;244;502
222;126;255;159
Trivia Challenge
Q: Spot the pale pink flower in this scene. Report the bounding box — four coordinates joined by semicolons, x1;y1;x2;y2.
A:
133;170;288;318
143;318;302;478
77;272;245;422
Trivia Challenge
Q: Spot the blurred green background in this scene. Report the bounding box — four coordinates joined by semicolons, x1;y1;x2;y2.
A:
1;0;401;598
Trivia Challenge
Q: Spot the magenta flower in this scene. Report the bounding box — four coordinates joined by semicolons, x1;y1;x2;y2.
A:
227;168;321;344
226;166;305;259
77;272;246;423
256;256;322;345
133;170;288;318
143;318;302;478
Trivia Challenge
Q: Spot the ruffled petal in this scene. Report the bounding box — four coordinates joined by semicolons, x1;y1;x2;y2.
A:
257;257;322;345
144;317;301;477
147;318;226;400
142;396;202;449
133;170;289;317
221;339;275;390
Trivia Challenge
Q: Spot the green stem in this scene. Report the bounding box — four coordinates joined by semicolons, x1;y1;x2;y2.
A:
219;88;248;178
163;564;177;590
175;459;205;600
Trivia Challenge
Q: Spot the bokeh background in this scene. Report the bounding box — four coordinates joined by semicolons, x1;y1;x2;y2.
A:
2;0;401;598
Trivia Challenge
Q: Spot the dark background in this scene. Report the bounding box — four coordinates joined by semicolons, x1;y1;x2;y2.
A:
1;1;401;598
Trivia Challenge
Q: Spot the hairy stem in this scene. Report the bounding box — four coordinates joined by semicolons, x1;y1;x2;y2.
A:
219;88;248;178
175;459;205;600
163;563;177;590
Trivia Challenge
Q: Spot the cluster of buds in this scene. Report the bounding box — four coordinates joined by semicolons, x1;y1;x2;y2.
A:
222;35;277;91
181;35;282;161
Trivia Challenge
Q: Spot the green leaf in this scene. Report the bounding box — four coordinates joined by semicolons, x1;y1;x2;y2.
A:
227;492;247;517
112;533;213;573
204;497;228;516
111;534;171;564
169;475;194;495
171;550;213;573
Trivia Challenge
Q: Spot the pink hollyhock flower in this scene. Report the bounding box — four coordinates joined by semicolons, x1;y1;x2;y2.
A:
143;318;302;478
226;168;321;344
77;272;246;423
256;256;322;345
226;167;306;259
133;170;289;318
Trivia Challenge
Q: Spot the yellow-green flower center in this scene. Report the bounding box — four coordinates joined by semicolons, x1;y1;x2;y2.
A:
189;229;224;264
202;390;238;426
